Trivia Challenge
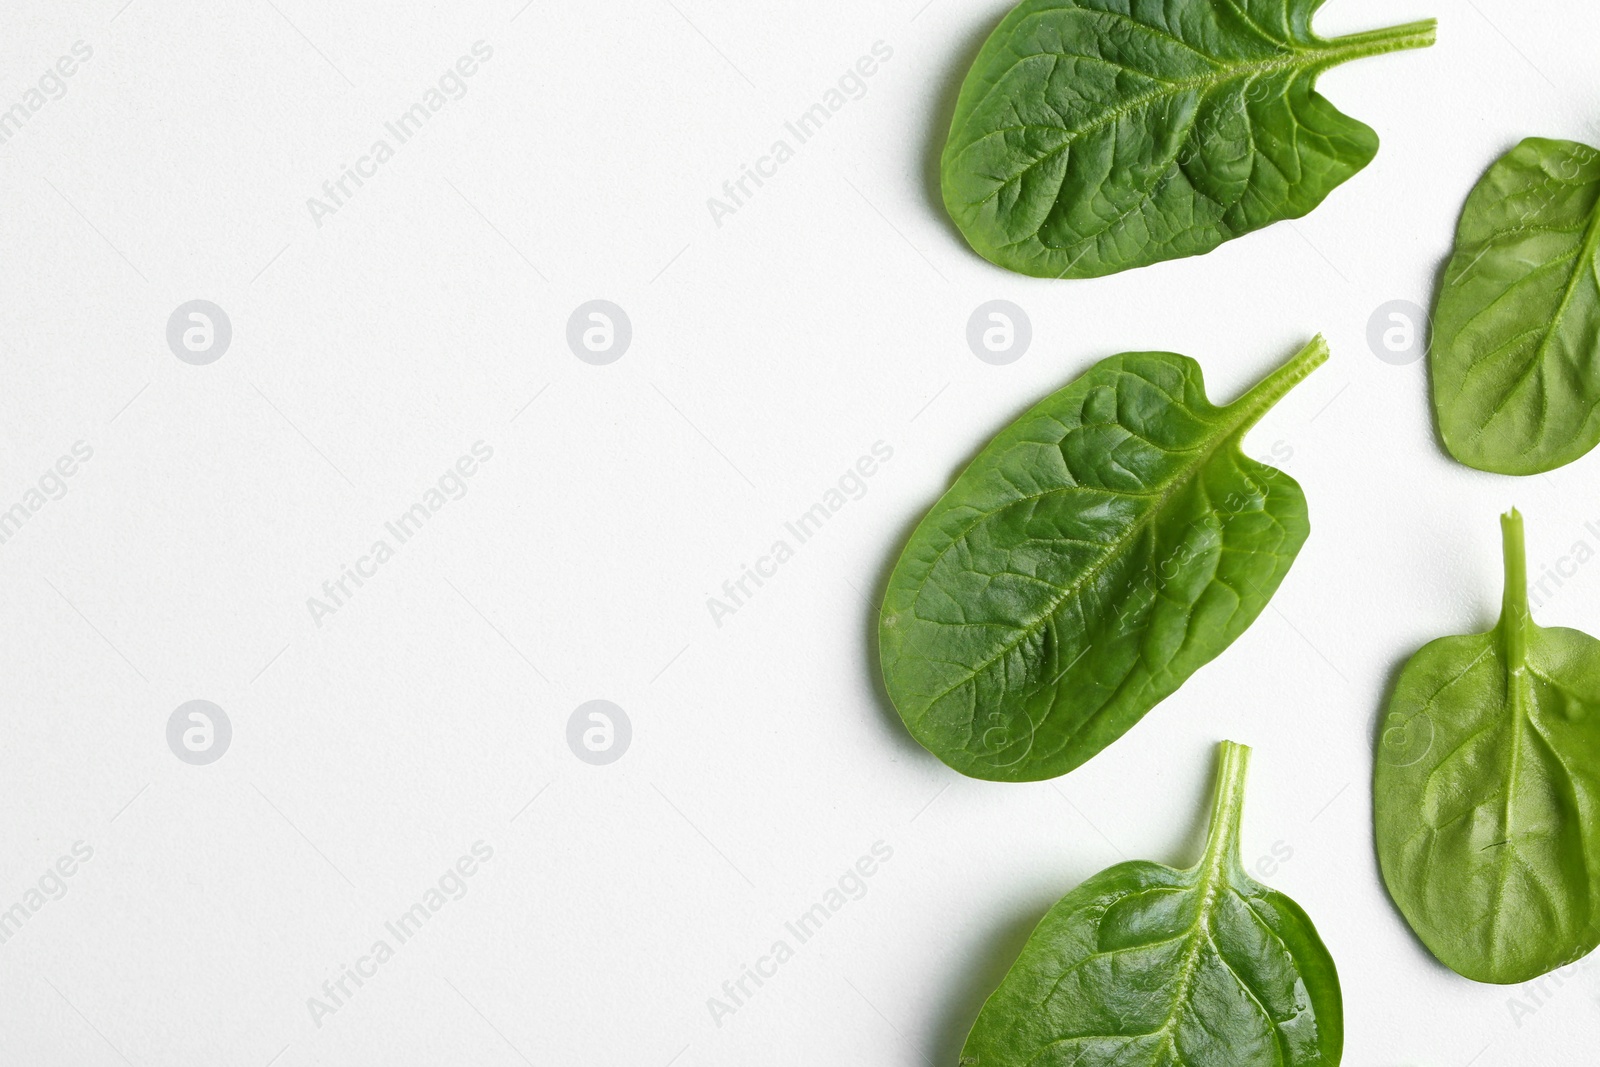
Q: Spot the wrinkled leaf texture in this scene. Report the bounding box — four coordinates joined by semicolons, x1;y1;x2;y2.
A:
961;741;1342;1067
1432;138;1600;475
880;338;1325;781
1376;509;1600;984
941;0;1436;278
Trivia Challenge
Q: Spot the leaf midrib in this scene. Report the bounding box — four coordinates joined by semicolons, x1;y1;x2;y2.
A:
1485;652;1535;959
1036;867;1257;1064
1145;858;1233;1062
1471;195;1600;437
958;54;1304;211
955;13;1414;206
1407;644;1597;962
909;388;1275;719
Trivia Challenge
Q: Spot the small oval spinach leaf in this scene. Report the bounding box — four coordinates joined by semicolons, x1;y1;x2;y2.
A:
961;741;1342;1067
1431;137;1600;475
940;0;1436;279
879;338;1324;781
1375;509;1600;984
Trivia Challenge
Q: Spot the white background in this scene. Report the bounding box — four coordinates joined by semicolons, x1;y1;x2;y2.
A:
1;0;1597;1064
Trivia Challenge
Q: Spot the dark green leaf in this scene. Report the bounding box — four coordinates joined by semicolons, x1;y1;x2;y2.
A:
961;741;1342;1067
879;338;1324;781
1375;509;1600;984
940;0;1436;279
1431;137;1600;475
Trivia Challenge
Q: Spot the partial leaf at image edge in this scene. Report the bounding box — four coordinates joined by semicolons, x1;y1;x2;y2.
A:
941;0;1437;279
1431;137;1600;475
880;338;1324;782
961;741;1342;1067
1375;509;1600;984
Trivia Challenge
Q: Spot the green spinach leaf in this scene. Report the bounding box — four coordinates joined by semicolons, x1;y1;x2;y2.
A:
1375;509;1600;984
879;338;1324;781
1431;138;1600;475
940;0;1436;279
961;741;1342;1067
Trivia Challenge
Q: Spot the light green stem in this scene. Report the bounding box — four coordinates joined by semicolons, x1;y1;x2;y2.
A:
1231;335;1329;431
1320;18;1438;64
1199;741;1252;879
1499;508;1530;667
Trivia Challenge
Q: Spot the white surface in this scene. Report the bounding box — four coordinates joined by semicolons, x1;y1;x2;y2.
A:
1;1;1598;1063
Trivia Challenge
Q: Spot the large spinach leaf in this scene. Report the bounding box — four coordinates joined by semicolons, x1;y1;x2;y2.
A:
940;0;1436;279
880;339;1324;781
961;741;1342;1067
1375;509;1600;984
1431;138;1600;475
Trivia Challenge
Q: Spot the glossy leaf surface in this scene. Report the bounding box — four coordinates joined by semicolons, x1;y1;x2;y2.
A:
1432;138;1600;475
880;339;1324;781
940;0;1436;279
962;741;1342;1067
1376;510;1600;984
